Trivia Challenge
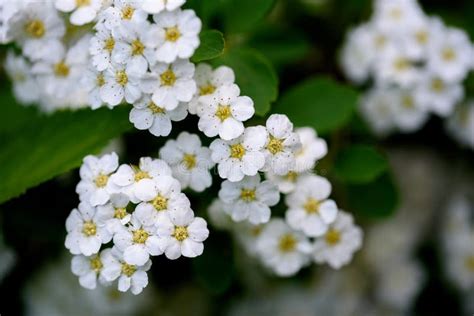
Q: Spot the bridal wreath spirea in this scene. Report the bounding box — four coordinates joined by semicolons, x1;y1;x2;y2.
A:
3;0;363;293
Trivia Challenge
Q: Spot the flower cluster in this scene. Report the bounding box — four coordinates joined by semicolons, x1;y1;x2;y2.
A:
341;0;474;141
65;152;209;295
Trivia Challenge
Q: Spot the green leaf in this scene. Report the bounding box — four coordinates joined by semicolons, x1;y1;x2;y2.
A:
213;48;278;116
191;30;225;63
223;0;276;33
274;77;358;134
0;89;40;135
334;145;388;184
0;106;132;204
346;173;399;218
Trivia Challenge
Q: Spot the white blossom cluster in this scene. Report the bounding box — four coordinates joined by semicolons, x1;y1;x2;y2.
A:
341;0;474;141
2;0;363;288
65;152;209;295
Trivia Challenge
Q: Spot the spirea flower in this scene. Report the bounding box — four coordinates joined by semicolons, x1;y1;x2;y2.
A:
55;0;102;26
159;132;215;192
96;193;131;234
4;52;40;105
140;0;185;14
71;250;110;290
218;175;280;225
156;208;209;259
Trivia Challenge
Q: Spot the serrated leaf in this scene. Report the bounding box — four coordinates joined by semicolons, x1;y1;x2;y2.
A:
213;48;278;116
274;77;358;134
347;173;399;218
334;145;388;184
223;0;276;33
191;30;225;63
0;105;132;204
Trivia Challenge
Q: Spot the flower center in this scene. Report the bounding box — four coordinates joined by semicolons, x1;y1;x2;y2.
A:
215;105;232;121
115;70;128;86
199;84;216;96
165;26;181;42
148;102;165;114
54;62;70;77
240;189;256;202
121;263;137;277
415;30;428;44
465;256;474;272
278;234;297;252
114;207;128;219
89;256;102;272
304;198;320;214
401;95;414;109
96;73;105;87
230;143;246;160
160;69;176;86
76;0;91;7
393;58;410;71
442;47;456;61
131;39;145;56
25;20;45;38
183;154;197;170
374;35;386;49
104;37;115;52
121;5;135;20
267;136;284;155
251;225;263;236
172;226;188;241
82;221;97;236
132;229;149;244
389;7;402;20
152;195;168;211
134;170;151;182
431;78;444;92
325;228;341;246
285;171;298;182
94;173;109;188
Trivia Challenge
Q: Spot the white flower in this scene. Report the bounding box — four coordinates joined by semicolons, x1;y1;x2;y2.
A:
71;250;110;290
113;212;162;266
55;0;102;25
197;84;255;140
400;17;443;60
428;27;474;83
156;208;209;259
446;102;474;149
207;199;233;231
285;175;338;237
263;114;301;175
7;3;65;61
415;73;463;117
0;0;22;44
65;202;112;256
233;222;265;257
133;176;191;226
82;66;107;109
256;219;312;277
151;8;201;63
265;171;305;194
101;62;142;107
141;0;185;14
312;211;363;269
293;127;327;172
76;152;119;206
4;52;40;105
189;63;235;114
373;0;425;35
218;175;280;225
96;193;131;234
32;37;89;100
391;88;428;132
90;23;116;71
141;59;196;111
101;247;152;295
359;87;397;136
375;46;420;87
445;231;474;291
108;157;172;203
129;94;188;137
100;0;147;29
210;126;267;182
112;20;157;74
159;132;215;192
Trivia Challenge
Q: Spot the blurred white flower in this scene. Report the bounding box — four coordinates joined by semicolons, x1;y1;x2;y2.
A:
55;0;102;25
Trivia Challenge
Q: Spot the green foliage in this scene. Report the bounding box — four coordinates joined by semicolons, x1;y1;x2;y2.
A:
0;105;132;204
346;173;399;218
334;145;388;184
223;0;276;33
274;77;358;134
191;30;225;63
214;48;278;116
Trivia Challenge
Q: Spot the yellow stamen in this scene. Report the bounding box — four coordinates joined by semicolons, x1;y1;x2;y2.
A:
25;20;45;38
215;105;232;121
442;47;456;61
183;154;197;170
431;78;444;92
230;143;245;160
82;221;97;236
94;173;109;188
394;58;410;71
104;37;115;52
304;198;320;214
267;136;284;155
199;84;216;96
116;70;128;86
121;5;135;20
415;30;428;44
148;102;165;114
76;0;91;7
114;208;128;219
173;226;189;241
90;256;102;272
165;26;181;42
152;195;168;211
278;234;297;252
96;73;105;87
131;39;144;56
325;228;341;246
240;189;256;202
54;62;70;77
160;69;176;86
134;170;151;182
121;263;137;277
132;229;149;244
